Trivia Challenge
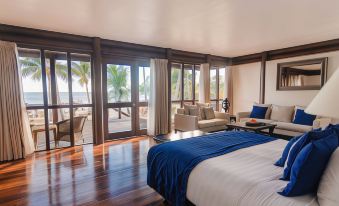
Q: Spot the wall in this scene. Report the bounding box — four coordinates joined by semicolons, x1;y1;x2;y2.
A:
231;62;261;114
265;51;339;106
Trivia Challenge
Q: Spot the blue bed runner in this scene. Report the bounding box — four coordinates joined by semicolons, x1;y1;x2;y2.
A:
147;131;276;206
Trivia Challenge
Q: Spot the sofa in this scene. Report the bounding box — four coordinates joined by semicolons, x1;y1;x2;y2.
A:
237;104;332;137
174;104;230;133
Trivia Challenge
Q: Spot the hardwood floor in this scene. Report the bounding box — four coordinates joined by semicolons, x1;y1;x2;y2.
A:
0;136;165;206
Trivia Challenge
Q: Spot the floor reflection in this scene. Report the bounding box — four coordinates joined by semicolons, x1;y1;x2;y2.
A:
0;136;163;206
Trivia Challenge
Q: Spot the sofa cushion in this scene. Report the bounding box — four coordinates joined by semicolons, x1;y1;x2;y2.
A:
189;108;200;117
254;103;272;119
250;105;268;119
270;105;295;123
293;108;317;126
198;119;227;129
198;119;217;129
196;103;210;120
275;122;313;133
204;107;215;120
213;119;228;126
183;104;197;115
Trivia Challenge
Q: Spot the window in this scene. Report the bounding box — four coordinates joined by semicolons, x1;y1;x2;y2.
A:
139;66;150;130
19;48;94;151
171;63;182;101
210;66;227;112
171;62;200;121
183;64;193;100
195;66;200;101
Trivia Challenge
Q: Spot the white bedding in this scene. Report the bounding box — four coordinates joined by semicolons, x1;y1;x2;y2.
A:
186;139;319;206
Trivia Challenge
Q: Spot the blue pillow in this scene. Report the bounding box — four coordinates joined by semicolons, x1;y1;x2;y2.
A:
274;136;300;167
327;124;339;137
250;106;268;119
279;133;338;197
281;128;334;180
293;109;317;126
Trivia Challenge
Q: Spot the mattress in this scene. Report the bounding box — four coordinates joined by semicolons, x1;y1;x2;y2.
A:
186;139;319;206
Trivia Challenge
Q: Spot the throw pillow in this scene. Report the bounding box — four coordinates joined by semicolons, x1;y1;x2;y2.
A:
293;109;317;126
281;128;334;180
183;104;197;115
254;103;272;119
279;133;338;197
270;105;295;123
189;108;199;117
317;148;339;206
204;107;215;120
249;105;268;119
196;103;210;120
274;135;300;167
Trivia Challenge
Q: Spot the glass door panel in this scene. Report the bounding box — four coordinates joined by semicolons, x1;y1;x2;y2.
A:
104;61;150;139
104;63;135;139
107;64;131;103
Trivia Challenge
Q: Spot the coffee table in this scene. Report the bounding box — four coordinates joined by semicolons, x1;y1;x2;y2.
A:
153;130;207;143
226;122;276;136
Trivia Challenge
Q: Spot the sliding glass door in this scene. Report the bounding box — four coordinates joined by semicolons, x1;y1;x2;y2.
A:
19;48;94;151
103;59;149;139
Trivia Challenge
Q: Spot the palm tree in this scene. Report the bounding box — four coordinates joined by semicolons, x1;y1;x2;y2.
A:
107;65;130;102
20;57;68;101
107;64;131;119
20;57;68;120
71;62;91;103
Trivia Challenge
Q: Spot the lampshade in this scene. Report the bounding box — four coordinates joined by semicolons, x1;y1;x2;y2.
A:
305;68;339;119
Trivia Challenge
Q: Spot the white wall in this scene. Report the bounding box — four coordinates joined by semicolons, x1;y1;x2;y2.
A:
231;62;261;114
265;51;339;106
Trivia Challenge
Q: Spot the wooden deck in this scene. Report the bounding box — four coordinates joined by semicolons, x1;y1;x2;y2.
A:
0;136;165;206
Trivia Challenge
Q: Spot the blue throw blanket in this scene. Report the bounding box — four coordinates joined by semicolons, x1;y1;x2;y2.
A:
147;131;276;206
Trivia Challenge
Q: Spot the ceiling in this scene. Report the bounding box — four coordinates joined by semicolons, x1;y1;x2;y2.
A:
1;0;339;57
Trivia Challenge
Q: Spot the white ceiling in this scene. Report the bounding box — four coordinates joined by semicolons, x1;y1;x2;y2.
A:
1;0;339;57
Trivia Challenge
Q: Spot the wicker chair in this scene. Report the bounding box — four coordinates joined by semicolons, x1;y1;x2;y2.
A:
55;116;87;146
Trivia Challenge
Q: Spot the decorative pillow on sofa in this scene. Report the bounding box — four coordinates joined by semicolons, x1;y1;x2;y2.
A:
270;105;295;123
204;107;215;120
189;108;200;117
254;103;272;119
279;133;338;197
293;108;317;126
317;148;339;206
250;105;268;119
281;128;334;180
196;103;210;120
183;104;197;115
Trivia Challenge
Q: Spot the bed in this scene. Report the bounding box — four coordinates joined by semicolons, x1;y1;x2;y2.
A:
147;131;319;206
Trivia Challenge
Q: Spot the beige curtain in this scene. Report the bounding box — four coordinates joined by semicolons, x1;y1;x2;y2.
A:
0;41;35;162
147;59;169;136
282;75;303;87
224;67;233;114
199;63;210;103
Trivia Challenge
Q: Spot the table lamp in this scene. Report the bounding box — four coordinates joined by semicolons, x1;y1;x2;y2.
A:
305;68;339;120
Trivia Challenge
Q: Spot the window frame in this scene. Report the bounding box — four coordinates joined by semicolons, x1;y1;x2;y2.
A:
210;66;227;112
171;62;200;107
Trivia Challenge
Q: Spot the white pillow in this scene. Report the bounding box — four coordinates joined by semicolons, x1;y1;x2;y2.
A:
270;105;295;123
317;148;339;206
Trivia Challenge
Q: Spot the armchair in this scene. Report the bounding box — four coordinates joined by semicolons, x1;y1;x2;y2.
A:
174;108;230;133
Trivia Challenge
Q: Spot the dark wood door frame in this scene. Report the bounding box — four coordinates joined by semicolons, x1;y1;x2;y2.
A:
259;52;268;104
102;57;148;140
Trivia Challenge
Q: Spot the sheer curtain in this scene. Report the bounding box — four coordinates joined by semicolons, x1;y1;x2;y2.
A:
199;63;210;103
0;41;35;162
147;59;169;136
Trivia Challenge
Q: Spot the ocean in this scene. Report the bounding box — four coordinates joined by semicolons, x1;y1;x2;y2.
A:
24;92;91;105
